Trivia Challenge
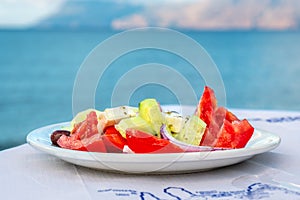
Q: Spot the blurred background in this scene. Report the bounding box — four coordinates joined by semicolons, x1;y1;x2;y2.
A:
1;0;300;150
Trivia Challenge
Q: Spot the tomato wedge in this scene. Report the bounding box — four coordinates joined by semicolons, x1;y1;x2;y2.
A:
214;119;254;148
104;126;120;135
126;129;184;153
197;86;254;149
57;110;107;152
103;126;127;153
71;111;99;140
196;86;217;127
81;134;107;153
57;135;87;151
57;134;107;153
197;86;221;146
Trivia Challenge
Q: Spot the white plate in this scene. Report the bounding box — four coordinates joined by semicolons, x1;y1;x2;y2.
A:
26;122;280;174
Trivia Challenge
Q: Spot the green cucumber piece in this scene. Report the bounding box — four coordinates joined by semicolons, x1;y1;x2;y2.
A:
176;115;206;145
115;116;155;138
139;99;165;137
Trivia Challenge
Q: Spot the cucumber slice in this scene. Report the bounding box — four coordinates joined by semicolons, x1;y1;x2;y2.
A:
176;115;207;145
139;99;165;136
115;116;156;138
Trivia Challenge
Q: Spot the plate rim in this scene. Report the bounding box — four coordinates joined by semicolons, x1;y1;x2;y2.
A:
26;121;281;165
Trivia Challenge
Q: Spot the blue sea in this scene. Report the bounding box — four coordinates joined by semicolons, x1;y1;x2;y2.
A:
1;30;300;150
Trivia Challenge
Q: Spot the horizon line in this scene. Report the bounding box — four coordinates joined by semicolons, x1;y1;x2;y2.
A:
1;26;299;33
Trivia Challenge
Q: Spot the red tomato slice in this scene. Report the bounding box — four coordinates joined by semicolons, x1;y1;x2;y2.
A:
57;135;87;151
71;121;83;135
103;126;127;153
104;126;121;135
200;120;220;147
196;86;217;127
81;134;107;153
200;108;254;148
198;86;254;148
211;107;239;128
233;119;255;148
214;119;254;148
57;134;107;153
197;86;221;146
126;129;184;153
71;111;99;140
225;109;239;122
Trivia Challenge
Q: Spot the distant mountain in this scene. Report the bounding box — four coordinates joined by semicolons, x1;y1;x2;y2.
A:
35;1;142;30
33;0;300;31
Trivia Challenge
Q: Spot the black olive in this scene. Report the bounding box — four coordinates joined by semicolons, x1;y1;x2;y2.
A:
50;130;71;146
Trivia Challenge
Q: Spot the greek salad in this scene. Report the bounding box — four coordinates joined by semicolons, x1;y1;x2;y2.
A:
50;86;254;153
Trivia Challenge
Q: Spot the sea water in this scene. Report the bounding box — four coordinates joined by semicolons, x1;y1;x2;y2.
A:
0;30;300;150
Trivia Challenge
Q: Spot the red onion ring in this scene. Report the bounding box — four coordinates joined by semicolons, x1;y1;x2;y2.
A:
160;124;230;152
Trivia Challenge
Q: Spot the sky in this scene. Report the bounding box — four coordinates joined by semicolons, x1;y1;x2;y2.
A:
1;0;300;30
0;0;64;28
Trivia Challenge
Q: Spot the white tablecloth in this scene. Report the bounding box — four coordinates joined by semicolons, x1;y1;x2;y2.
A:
1;109;300;200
